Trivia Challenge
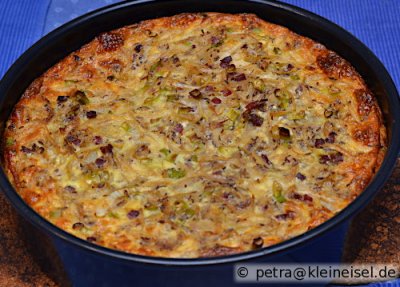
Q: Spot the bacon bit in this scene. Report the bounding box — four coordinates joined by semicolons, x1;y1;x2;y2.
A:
326;132;336;144
134;44;143;53
86;110;97;119
93;136;103;145
252;237;264;249
211;36;222;46
296;173;306;181
319;155;330;164
66;135;81;146
319;152;343;165
284;63;294;72
189;89;202;99
228;72;246;82
314;138;325;148
245;100;266;112
174;123;184;133
57;96;69;104
95;158;106;167
292;193;312;202
72;222;84;230
127;210;140;219
330;152;344;164
100;144;113;154
303;194;313;202
243;111;264;127
204;85;215;92
64;186;77;193
221;89;232;97
220;56;232;68
257;57;269;71
21;146;33;154
211;97;222;104
261;154;272;165
275;211;295;220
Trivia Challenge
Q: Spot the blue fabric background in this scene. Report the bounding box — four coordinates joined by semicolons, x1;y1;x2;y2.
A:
0;1;399;286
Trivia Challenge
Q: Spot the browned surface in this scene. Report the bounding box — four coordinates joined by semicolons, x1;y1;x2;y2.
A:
343;158;400;267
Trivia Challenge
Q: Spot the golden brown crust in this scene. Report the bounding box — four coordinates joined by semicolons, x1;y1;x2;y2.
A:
3;13;386;258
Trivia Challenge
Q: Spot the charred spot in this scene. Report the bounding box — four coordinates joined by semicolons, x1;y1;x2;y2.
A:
73;55;80;62
97;32;124;52
354;89;375;118
316;51;355;79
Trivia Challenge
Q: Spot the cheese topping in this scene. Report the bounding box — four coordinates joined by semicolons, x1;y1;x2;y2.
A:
3;13;385;258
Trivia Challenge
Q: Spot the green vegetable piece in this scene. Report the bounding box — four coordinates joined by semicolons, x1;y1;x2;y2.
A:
50;209;62;219
76;91;89;105
121;122;131;132
253;78;266;92
272;181;286;203
287;110;305;120
160;148;170;156
5;138;14;147
167;168;186;179
290;74;300;81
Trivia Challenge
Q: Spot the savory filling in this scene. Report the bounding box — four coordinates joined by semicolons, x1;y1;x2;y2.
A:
4;13;385;258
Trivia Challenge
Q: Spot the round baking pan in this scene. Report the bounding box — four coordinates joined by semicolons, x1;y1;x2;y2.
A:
0;0;399;285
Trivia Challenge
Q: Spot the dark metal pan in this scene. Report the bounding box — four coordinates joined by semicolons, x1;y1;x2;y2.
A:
0;0;399;285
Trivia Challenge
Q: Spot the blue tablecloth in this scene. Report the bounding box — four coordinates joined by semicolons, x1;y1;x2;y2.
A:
0;1;399;286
